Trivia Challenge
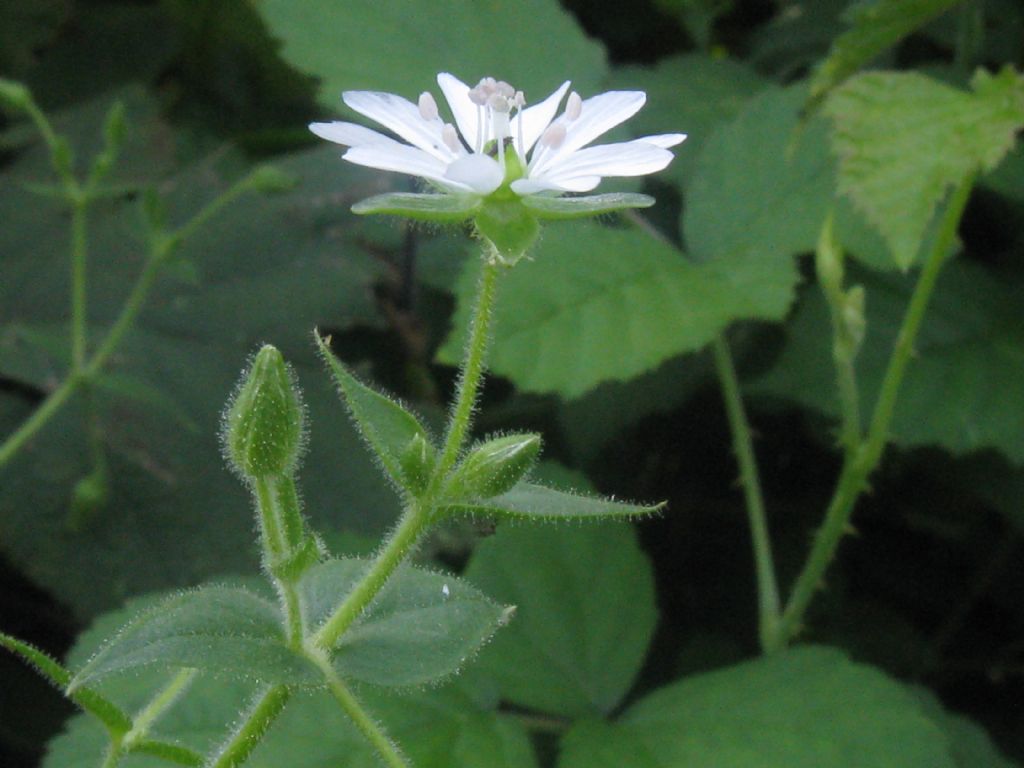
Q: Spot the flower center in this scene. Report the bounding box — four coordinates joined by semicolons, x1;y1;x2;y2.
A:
467;77;527;166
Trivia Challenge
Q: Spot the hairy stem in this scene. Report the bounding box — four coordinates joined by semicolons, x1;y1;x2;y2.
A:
434;257;501;479
206;685;291;768
320;661;410;768
124;669;197;749
313;501;429;650
769;174;976;650
711;334;781;651
70;198;89;371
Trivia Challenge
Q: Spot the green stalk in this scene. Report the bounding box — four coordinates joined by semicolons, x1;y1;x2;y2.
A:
769;174;976;651
434;258;501;479
99;740;124;768
70;198;89;371
0;375;81;469
207;685;291;768
124;669;197;750
319;661;410;768
313;501;429;650
711;334;781;651
253;476;304;648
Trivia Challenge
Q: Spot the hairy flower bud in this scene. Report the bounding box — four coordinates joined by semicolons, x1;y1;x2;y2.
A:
223;345;306;480
448;433;541;500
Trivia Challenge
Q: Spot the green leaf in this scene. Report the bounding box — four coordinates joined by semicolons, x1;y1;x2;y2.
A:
825;68;1024;268
521;193;653;219
352;192;482;221
464;522;656;718
47;597;537;768
605;54;769;189
0;632;133;734
438;222;798;398
754;260;1024;463
809;0;964;103
558;646;957;768
68;587;321;690
913;689;1020;768
302;559;511;687
684;84;835;264
442;481;662;521
316;331;433;492
258;0;607;111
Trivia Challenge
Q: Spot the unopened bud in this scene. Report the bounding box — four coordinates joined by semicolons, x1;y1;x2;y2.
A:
223;345;306;479
448;433;541;500
399;432;436;495
0;78;32;110
248;165;298;194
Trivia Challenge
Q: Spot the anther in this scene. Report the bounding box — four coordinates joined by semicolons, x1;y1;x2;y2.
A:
566;92;582;121
442;123;461;152
418;92;439;121
540;123;567;149
495;80;515;98
488;93;511;113
513;90;526;109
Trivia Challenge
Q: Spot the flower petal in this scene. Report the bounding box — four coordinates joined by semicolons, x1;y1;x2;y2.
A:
538;140;676;181
343;90;456;162
437;73;479;152
639;133;687;148
530;91;647;175
309;121;402;147
342;144;474;192
444;154;504;194
513;80;570;155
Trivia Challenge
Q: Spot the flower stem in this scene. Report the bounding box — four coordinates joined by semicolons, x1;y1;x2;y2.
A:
207;684;291;768
711;334;781;651
70;197;89;371
435;257;501;479
253;476;305;647
0;375;80;469
313;500;429;650
319;661;410;768
768;174;976;651
99;740;124;768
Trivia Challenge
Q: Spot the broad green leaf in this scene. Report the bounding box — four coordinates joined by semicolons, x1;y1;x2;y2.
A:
438;222;798;398
47;596;537;768
68;586;320;690
316;332;433;491
606;54;768;189
914;689;1020;768
747;0;848;78
558;646;957;768
352;192;482;221
258;0;607;110
302;559;510;687
442;481;662;521
464;521;656;718
684;84;834;264
754;260;1024;463
0;91;402;617
809;0;964;103
825;68;1024;268
521;193;653;219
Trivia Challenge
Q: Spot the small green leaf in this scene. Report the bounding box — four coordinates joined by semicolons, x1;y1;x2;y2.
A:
442;481;663;522
352;192;481;221
222;345;306;480
301;559;511;688
446;434;542;501
825;67;1024;268
315;331;433;491
465;522;657;718
0;632;133;734
521;193;653;219
809;0;964;103
558;646;957;767
68;587;321;690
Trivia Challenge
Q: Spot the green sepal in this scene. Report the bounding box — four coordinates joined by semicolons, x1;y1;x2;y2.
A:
439;481;665;521
521;192;655;219
222;345;306;480
474;198;540;264
398;432;436;495
0;632;133;734
315;331;433;492
446;433;541;501
352;192;481;221
269;533;325;584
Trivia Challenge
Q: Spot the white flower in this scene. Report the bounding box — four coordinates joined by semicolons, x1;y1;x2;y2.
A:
309;73;686;200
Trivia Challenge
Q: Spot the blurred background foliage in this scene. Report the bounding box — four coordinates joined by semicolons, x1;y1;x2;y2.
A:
1;0;1023;766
